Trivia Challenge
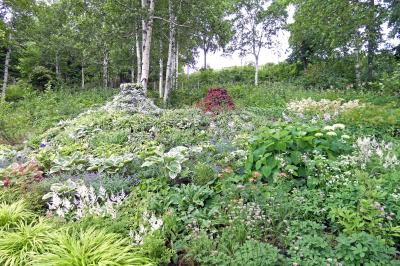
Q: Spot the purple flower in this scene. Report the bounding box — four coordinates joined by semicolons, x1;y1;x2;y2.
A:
40;140;48;148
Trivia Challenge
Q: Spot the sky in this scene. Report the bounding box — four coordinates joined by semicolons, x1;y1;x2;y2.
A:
191;5;296;72
190;5;399;72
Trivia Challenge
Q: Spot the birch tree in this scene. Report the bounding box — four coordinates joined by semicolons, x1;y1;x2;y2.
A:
163;0;176;103
0;0;34;101
231;0;286;86
140;0;155;94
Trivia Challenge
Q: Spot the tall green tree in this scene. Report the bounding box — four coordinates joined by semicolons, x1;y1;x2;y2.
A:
230;0;287;86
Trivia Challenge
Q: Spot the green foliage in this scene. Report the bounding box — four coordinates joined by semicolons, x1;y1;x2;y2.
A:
141;146;189;179
0;200;34;229
29;66;55;91
31;227;153;266
335;233;397;266
229;240;283;266
0;220;52;266
192;162;216;185
5;81;32;102
245;122;351;182
0;87;116;145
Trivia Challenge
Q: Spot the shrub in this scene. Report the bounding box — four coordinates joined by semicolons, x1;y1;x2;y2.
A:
245;123;351;182
335;233;397;265
29;66;55;91
31;227;153;266
5;82;32;102
196;88;235;113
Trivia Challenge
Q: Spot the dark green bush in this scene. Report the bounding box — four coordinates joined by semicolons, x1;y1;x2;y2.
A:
5;82;32;102
29;66;55;91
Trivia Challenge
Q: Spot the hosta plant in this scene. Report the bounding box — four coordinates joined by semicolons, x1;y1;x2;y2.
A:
141;146;189;179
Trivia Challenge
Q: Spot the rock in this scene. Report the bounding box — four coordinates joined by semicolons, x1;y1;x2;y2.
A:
104;83;162;114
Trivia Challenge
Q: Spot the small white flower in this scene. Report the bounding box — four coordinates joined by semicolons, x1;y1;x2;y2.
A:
326;131;337;137
341;134;350;140
315;133;324;137
323;126;335;131
333;123;345;130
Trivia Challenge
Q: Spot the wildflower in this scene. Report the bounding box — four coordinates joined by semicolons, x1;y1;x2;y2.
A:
333;123;345;130
323;126;335;131
315;133;324;137
341;134;350;140
326;131;337;137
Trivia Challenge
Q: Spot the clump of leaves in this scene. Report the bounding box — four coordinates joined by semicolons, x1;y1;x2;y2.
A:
192;163;216;185
141;146;189;179
30;227;153;266
245;122;351;182
0;220;51;266
1;161;44;187
0;200;34;229
196;88;235;113
335;233;397;265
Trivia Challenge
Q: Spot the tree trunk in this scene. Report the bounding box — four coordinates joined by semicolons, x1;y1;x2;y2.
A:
203;48;207;69
254;55;259;86
175;42;179;90
136;32;142;83
131;45;135;83
355;40;362;89
366;0;376;81
164;0;176;103
81;60;85;90
102;48;109;88
140;0;155;94
1;46;11;102
55;51;61;80
300;41;308;70
159;40;164;98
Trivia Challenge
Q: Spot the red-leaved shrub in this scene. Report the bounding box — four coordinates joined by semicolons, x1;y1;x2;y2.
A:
196;88;235;113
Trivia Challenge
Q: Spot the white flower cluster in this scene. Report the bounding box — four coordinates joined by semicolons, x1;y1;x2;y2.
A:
287;98;362;114
317;123;349;138
286;98;362;122
43;179;126;220
354;137;399;169
226;198;267;235
129;210;163;245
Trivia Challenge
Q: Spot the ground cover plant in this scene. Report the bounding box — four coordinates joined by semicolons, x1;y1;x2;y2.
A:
1;80;399;265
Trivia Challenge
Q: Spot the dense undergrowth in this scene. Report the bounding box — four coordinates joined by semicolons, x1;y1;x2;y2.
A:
1;82;400;265
0;88;117;145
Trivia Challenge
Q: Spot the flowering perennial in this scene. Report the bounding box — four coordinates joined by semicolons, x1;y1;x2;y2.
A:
129;210;163;245
286;98;363;121
43;179;127;220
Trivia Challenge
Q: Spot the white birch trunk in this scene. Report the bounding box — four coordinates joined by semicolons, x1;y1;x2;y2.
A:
131;45;135;83
1;46;11;102
159;40;164;98
81;60;85;90
55;51;61;80
102;48;109;88
140;0;155;94
163;0;176;103
136;32;142;83
254;55;259;86
175;42;179;90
